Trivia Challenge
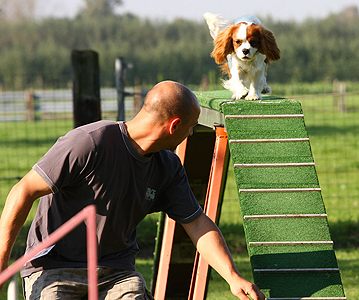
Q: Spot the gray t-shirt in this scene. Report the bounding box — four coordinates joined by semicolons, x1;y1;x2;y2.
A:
21;120;202;277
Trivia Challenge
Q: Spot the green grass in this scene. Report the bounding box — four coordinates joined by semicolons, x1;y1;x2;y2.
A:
299;95;359;251
0;119;73;265
0;91;358;299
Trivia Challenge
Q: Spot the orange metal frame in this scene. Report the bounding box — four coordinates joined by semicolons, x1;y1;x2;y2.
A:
154;126;229;300
0;127;229;300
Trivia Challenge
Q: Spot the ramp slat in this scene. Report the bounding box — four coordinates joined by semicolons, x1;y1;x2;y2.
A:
243;214;327;219
230;138;310;143
225;114;304;119
235;162;315;168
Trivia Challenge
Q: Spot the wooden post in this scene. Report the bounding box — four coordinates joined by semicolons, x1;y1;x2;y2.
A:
339;81;347;112
333;80;347;112
25;89;40;121
25;89;35;121
333;79;339;108
72;50;101;128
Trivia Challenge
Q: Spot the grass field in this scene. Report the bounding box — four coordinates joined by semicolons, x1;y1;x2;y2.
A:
0;91;358;299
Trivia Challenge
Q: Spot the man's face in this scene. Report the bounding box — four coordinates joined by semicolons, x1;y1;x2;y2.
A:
169;109;200;152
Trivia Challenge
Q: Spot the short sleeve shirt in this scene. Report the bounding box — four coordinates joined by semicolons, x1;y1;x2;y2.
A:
21;120;202;277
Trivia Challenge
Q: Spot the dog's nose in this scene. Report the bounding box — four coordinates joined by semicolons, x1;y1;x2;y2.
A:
242;48;250;55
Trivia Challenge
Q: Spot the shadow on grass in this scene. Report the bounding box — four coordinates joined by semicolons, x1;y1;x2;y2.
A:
307;125;359;137
329;220;359;249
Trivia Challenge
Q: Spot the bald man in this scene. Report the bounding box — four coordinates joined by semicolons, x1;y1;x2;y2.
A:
0;81;264;300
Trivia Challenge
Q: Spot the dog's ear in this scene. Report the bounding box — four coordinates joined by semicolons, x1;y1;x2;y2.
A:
259;26;281;63
211;25;236;65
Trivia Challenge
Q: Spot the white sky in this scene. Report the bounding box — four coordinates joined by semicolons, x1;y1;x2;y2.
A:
36;0;359;22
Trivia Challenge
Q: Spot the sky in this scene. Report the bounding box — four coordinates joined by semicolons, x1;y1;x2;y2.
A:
36;0;359;22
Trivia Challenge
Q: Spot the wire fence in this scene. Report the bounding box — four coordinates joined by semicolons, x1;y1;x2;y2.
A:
0;83;358;248
0;86;142;227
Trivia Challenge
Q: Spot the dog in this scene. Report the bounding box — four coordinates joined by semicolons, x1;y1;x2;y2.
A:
204;13;281;100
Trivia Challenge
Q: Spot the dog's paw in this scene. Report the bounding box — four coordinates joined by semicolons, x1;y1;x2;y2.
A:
245;93;262;100
231;88;249;100
262;84;271;94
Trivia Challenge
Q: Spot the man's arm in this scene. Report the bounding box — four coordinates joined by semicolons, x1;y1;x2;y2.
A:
182;212;265;300
0;169;51;291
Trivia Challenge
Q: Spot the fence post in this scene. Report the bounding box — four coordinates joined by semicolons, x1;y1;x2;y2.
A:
72;50;101;128
25;89;40;121
333;80;347;112
115;56;126;121
339;81;347;112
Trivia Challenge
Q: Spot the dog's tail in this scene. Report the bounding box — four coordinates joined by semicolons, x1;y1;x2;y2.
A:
203;13;229;39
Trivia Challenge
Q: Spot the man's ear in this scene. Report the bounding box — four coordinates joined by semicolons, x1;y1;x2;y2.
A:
169;117;181;134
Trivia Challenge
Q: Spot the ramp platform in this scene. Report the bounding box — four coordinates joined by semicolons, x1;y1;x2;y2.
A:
153;90;346;300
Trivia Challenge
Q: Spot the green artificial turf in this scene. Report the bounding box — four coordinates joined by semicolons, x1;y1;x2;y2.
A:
195;91;346;299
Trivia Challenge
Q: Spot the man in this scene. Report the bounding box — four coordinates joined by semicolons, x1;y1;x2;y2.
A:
0;81;265;300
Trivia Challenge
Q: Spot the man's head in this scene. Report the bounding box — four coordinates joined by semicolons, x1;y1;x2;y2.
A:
143;80;200;125
134;81;200;152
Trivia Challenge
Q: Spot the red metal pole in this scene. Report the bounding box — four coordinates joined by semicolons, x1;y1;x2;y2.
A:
85;205;99;300
0;205;98;299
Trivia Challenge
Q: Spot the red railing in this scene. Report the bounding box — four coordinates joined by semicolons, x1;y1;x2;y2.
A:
0;205;98;300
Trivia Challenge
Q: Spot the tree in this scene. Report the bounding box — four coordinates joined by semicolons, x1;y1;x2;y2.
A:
79;0;123;18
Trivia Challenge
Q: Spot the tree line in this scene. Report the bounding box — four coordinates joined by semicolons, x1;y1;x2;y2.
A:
0;5;358;90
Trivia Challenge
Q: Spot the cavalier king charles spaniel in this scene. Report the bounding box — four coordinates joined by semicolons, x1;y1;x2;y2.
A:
204;13;281;100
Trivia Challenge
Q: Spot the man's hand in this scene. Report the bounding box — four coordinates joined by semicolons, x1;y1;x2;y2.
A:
229;275;265;300
182;213;265;300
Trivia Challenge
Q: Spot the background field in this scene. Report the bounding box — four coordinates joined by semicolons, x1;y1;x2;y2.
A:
0;84;358;299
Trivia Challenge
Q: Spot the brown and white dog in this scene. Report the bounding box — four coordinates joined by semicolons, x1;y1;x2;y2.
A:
204;13;281;100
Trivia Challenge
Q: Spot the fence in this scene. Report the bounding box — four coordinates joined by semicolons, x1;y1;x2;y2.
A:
0;86;138;200
0;88;137;122
0;82;146;299
0;83;358;298
0;85;358;228
296;92;359;210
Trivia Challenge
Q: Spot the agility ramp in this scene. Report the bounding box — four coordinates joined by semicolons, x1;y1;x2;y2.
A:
153;90;346;300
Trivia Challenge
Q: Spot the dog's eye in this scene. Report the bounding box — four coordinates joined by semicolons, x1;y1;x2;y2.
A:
235;40;242;46
250;39;259;47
